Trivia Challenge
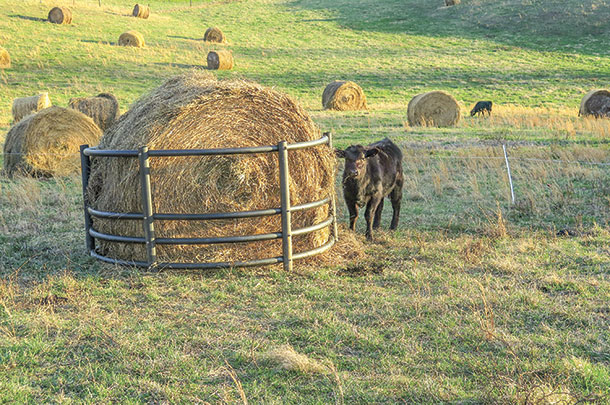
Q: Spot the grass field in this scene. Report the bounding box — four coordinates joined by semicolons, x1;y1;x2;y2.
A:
1;0;609;403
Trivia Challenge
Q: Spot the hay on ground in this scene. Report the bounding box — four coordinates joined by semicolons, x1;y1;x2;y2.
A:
322;81;367;111
407;91;461;127
207;50;233;70
445;0;461;6
119;31;145;47
0;47;10;69
3;106;102;177
68;93;120;132
261;345;327;374
87;71;341;266
48;7;72;24
204;27;226;43
12;93;52;123
132;4;150;19
579;90;610;118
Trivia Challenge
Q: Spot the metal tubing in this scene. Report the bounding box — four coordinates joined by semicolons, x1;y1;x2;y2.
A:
139;147;157;266
154;208;280;220
326;132;339;242
292;236;335;260
285;135;329;150
88;207;143;220
503;144;516;204
292;216;334;236
89;228;146;244
156;232;281;245
79;145;95;252
291;197;330;213
278;141;293;271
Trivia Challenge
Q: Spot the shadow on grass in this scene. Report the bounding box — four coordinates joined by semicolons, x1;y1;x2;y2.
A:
168;35;202;41
9;14;47;22
80;39;117;46
153;62;207;69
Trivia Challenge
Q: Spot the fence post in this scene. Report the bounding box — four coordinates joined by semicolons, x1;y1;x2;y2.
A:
502;144;515;204
325;132;339;242
79;145;94;253
138;146;157;267
278;141;293;271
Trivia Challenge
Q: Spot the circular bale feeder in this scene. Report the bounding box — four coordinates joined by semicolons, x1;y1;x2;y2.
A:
322;81;367;111
68;93;120;132
3;106;102;177
0;47;10;69
407;91;461;127
82;72;340;270
579;90;610;118
207;50;233;70
119;31;145;47
132;4;150;19
204;27;226;43
12;93;52;123
48;7;72;24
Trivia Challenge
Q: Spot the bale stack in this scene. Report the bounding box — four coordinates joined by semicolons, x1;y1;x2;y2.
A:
322;81;368;111
132;4;150;19
87;71;335;265
12;93;52;123
579;90;610;118
119;31;145;47
207;50;233;70
407;91;461;127
48;7;72;24
445;0;461;6
3;106;102;177
204;27;226;43
68;93;120;132
0;47;10;69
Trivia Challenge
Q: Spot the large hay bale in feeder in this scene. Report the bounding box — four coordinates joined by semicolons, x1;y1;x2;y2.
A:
204;27;226;43
12;93;52;123
207;50;233;70
407;91;461;127
48;7;72;24
87;71;335;265
3;106;102;177
119;30;145;47
132;4;150;19
0;47;10;69
445;0;461;6
579;90;610;118
68;93;120;132
322;81;368;111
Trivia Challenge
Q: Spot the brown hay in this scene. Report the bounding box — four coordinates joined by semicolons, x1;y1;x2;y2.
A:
445;0;461;6
407;91;461;127
0;47;10;69
48;7;72;24
12;93;52;123
261;345;327;374
68;93;120;132
119;31;145;47
207;50;233;70
322;80;367;111
579;89;610;118
132;4;150;19
87;71;341;266
204;27;226;43
3;106;102;177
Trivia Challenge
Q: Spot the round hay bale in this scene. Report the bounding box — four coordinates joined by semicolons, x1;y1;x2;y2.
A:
12;93;52;123
445;0;461;6
3;106;102;177
48;7;72;24
204;27;226;43
68;93;120;132
322;81;368;111
119;30;145;47
87;71;335;265
0;47;10;69
579;89;610;118
132;4;150;19
207;50;233;70
407;91;461;127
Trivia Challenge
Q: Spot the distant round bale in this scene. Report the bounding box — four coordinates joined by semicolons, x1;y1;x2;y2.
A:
48;7;72;24
68;93;120;132
0;47;10;69
207;50;233;70
12;93;52;123
119;30;145;47
322;81;368;111
407;91;461;127
87;71;335;264
132;4;150;19
204;27;226;43
3;106;102;177
445;0;461;6
579;90;610;118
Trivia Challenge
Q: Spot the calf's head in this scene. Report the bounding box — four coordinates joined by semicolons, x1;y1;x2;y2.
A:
336;145;379;179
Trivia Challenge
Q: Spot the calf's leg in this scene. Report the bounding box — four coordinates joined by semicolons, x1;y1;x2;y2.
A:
373;198;384;229
347;200;359;231
364;196;382;240
389;177;403;230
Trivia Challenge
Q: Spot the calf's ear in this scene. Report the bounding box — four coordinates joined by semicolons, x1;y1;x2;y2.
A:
365;147;379;158
335;148;346;158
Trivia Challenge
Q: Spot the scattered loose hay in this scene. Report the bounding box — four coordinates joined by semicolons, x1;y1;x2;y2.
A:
322;80;368;111
0;47;10;69
407;91;461;127
3;106;102;177
118;30;145;47
261;345;327;374
87;71;341;265
48;7;72;24
204;27;226;43
12;93;52;123
579;89;610;118
445;0;461;6
207;50;233;70
68;93;120;132
132;4;150;19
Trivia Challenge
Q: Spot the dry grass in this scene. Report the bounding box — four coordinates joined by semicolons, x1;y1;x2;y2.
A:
261;345;327;374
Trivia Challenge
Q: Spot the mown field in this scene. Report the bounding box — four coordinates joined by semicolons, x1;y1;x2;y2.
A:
1;0;609;403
